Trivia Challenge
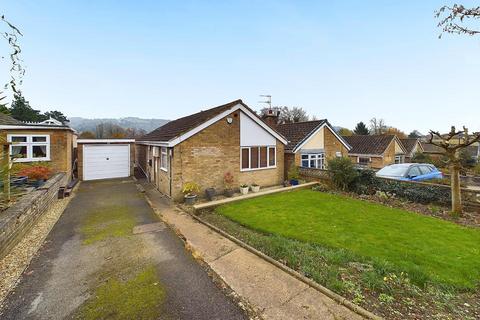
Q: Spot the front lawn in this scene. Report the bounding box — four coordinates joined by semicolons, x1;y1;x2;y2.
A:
205;189;480;319
216;190;480;289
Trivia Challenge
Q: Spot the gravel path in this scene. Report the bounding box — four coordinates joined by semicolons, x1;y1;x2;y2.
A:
0;189;76;306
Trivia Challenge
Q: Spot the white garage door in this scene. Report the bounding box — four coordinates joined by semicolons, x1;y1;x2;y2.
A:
83;144;130;181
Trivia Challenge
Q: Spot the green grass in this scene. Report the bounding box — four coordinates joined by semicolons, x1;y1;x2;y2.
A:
215;190;480;289
80;205;136;245
76;265;165;320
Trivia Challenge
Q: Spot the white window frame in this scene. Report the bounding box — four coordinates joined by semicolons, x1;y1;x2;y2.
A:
7;134;51;162
240;146;276;171
394;155;404;164
300;153;325;169
358;157;371;166
160;147;168;172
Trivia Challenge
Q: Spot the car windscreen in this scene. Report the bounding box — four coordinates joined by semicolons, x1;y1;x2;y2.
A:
376;165;408;177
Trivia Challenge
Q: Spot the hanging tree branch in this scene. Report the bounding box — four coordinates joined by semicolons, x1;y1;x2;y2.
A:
1;15;24;94
435;4;480;38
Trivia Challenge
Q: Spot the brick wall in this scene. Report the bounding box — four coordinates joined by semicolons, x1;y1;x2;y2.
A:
1;129;74;176
168;110;285;201
324;127;349;159
0;173;69;259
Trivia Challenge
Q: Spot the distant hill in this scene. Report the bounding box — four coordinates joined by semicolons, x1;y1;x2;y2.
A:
69;117;169;133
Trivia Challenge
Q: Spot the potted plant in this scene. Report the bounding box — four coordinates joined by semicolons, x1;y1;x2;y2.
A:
182;182;200;205
239;184;249;195
205;187;216;201
223;172;235;197
251;183;260;193
288;164;300;186
18;165;52;188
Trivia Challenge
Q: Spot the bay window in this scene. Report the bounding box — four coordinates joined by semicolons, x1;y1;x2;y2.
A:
241;146;276;170
8;134;50;162
301;153;325;169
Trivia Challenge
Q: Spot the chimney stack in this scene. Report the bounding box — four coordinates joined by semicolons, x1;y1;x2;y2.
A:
262;109;278;128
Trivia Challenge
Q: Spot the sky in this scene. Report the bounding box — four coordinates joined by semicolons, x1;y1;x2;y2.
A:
1;0;480;134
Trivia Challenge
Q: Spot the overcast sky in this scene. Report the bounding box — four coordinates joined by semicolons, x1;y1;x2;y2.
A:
2;0;480;134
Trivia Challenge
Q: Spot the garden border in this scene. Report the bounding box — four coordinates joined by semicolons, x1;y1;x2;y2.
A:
193;181;318;210
190;207;382;320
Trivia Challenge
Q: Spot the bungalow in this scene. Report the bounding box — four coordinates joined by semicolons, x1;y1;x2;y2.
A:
343;135;407;169
0;114;76;177
400;138;424;162
135;99;288;201
275;120;351;174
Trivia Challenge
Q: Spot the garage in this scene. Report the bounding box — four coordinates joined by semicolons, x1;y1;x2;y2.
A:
77;139;135;181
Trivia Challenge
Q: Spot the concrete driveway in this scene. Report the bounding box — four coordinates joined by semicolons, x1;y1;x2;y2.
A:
0;178;247;320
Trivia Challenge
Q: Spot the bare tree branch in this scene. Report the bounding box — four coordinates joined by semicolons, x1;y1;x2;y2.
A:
435;4;480;37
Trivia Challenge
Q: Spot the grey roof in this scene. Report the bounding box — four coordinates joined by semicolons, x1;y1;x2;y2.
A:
0;113;22;125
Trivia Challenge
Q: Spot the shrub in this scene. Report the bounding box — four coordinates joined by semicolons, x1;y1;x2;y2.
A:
17;165;52;181
376;179;451;204
182;182;200;196
326;157;358;191
354;169;378;195
287;164;300;180
411;152;433;164
474;163;480;176
223;172;234;190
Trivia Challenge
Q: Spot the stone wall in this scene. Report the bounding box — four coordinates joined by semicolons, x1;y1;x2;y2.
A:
0;173;69;259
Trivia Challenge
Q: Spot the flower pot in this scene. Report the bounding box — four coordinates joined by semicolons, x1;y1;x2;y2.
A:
224;189;234;197
184;194;197;205
205;188;216;201
251;185;260;193
240;186;249;195
289;179;299;186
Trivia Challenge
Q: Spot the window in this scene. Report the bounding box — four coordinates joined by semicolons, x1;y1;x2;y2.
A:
419;165;432;175
358;157;370;166
301;153;325;169
160;147;168;171
241;146;276;171
394;155;404;164
335;151;342;158
8;134;50;162
407;166;422;177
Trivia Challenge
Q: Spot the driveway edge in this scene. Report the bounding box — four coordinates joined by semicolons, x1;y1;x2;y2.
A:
188;213;382;320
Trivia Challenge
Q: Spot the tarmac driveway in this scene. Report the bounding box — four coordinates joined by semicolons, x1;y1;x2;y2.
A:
0;178;247;320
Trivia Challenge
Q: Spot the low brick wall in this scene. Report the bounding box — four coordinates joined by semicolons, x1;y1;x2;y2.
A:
0;173;69;259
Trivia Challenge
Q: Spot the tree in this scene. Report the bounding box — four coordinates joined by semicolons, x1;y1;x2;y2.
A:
408;130;422;138
353;122;369;135
0;92;9;114
338;128;353;136
95;122;126;138
385;127;407;139
1;15;24;94
79;131;95;139
369;118;387;135
411;152;433;164
44;110;68;123
436;4;480;37
9;93;45;122
428;126;480;214
260;106;311;124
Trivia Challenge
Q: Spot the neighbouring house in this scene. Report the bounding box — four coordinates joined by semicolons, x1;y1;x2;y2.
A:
135;99;288;201
400;138;424;162
0;114;76;177
343;135;407;169
275;120;351;175
420;142;445;162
